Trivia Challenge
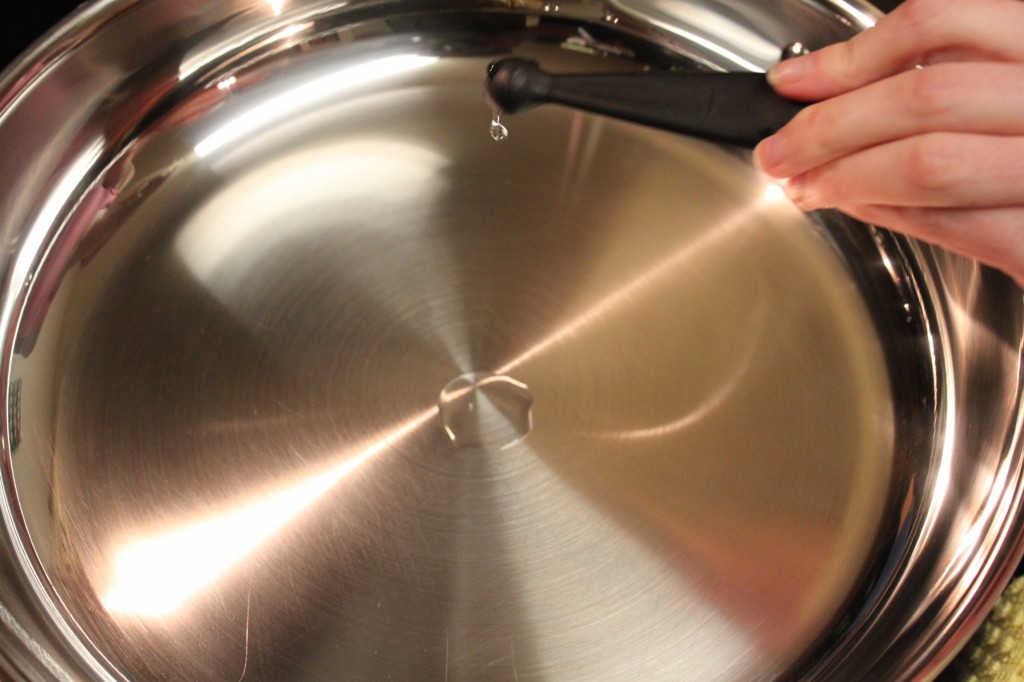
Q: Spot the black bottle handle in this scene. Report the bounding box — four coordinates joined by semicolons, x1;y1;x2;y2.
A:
486;58;805;148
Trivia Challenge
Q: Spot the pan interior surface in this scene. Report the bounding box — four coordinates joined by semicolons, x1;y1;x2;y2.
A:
1;8;901;682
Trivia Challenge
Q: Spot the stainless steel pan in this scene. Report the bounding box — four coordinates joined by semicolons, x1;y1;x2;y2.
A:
0;1;1022;680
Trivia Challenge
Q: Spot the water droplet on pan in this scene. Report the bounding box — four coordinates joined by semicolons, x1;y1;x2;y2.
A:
438;372;533;449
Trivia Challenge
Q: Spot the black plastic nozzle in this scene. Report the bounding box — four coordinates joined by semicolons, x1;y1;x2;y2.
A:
485;57;805;148
486;58;555;113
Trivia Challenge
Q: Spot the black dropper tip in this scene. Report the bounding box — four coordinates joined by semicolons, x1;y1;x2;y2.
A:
485;58;552;113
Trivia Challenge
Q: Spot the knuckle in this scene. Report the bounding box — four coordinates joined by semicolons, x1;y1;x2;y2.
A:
820;40;861;89
899;0;955;33
904;66;957;121
903;134;960;194
899;0;933;27
896;0;966;62
800;103;842;155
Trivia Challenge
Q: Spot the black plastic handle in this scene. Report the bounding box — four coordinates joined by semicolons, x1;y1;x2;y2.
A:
486;58;805;148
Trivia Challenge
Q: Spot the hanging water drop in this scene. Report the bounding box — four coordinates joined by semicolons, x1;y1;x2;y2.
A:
489;111;508;142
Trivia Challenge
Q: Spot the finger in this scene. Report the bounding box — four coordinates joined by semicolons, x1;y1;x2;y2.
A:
755;63;1024;178
839;204;1024;285
785;134;1024;211
768;0;1024;101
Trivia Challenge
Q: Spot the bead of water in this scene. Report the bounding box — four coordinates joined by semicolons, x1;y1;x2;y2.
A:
490;111;508;142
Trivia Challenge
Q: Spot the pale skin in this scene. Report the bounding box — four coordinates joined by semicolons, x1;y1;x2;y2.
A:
753;0;1024;286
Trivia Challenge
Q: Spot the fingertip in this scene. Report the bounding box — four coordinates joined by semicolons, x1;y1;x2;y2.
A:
753;136;784;177
751;140;767;174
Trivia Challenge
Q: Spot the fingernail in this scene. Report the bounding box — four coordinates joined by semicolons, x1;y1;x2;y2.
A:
753;135;784;175
768;55;811;87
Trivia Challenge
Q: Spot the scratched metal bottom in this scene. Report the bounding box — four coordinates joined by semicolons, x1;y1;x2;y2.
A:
0;2;1022;681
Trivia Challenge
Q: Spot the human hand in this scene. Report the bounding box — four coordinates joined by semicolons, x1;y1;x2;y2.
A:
753;0;1024;285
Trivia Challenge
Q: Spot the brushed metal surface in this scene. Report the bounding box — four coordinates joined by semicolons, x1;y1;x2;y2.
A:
0;1;1021;681
16;56;894;679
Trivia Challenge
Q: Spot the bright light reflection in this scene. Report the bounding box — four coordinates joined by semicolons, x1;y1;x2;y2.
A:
763;181;787;204
194;54;438;158
267;0;286;15
268;21;312;43
103;407;436;617
617;0;773;71
497;190;777;375
14;141;105;287
177;139;448;285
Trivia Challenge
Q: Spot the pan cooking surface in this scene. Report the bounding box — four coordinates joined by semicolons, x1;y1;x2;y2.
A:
4;45;895;681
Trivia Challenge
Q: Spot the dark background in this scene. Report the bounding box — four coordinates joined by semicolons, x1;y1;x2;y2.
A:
1;2;92;71
2;0;903;73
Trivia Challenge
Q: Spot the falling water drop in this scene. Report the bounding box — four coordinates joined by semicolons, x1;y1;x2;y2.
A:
489;111;508;142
